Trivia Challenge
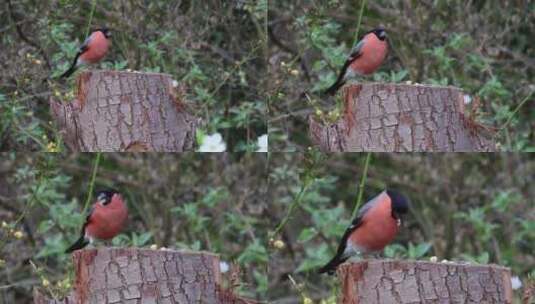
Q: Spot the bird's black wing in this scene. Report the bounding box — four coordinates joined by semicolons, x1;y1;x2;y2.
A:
81;205;94;234
324;40;365;95
78;34;93;53
65;206;94;253
60;34;92;78
317;195;380;274
317;214;364;274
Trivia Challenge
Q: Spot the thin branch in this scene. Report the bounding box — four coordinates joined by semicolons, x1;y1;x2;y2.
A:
351;153;371;218
82;153;102;215
352;0;367;46
499;91;534;131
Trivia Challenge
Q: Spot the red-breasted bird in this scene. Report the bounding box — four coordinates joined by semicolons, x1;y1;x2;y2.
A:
324;27;388;95
65;189;127;253
60;28;111;78
318;190;408;274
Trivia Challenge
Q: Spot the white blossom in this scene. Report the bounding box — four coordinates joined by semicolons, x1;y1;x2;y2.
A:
219;261;230;273
256;134;268;152
463;94;472;104
511;276;522;290
198;133;226;152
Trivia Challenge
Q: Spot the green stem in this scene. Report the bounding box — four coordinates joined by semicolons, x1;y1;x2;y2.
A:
82;153;101;215
351;153;371;218
85;0;98;37
353;0;367;46
271;181;311;237
500;91;533;131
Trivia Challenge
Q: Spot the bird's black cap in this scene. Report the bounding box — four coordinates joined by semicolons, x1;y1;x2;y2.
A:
95;188;119;205
386;189;409;214
366;27;387;41
94;27;111;38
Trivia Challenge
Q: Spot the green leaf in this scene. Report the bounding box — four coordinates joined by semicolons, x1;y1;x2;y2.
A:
297;227;318;243
238;240;268;264
296;243;330;273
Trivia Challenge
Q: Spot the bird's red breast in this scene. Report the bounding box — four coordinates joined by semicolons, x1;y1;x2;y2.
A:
348;192;398;252
349;33;388;75
79;31;110;64
86;193;127;240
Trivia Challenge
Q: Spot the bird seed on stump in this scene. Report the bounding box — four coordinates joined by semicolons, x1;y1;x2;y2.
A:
338;259;512;304
33;247;254;304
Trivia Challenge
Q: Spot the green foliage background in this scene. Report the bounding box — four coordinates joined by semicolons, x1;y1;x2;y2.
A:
0;153;269;303
0;0;267;152
268;0;534;151
0;153;534;303
267;153;534;303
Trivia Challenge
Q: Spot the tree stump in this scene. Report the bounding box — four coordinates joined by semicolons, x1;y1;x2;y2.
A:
309;83;496;152
33;248;254;304
50;70;200;152
338;259;512;304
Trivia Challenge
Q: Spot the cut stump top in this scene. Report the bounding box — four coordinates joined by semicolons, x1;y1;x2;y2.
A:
310;83;497;152
50;70;200;152
338;259;512;304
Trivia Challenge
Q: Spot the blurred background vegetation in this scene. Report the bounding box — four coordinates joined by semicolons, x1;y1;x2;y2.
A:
268;0;534;151
0;153;269;303
267;153;534;303
1;153;533;303
0;0;267;152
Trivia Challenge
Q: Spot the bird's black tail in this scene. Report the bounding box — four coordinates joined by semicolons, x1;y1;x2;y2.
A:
60;66;77;78
324;79;346;96
317;253;349;275
65;235;89;253
60;52;81;78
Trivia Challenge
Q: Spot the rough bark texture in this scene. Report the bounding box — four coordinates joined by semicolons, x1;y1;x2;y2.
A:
34;248;254;304
309;83;496;152
338;259;512;304
50;70;200;152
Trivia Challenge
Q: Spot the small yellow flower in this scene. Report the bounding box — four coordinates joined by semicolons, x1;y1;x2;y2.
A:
273;239;285;249
42;279;50;287
54;90;61;97
1;221;7;228
315;109;323;116
150;244;158;250
290;69;299;76
14;231;24;239
328;111;340;121
46;142;58;152
303;297;313;304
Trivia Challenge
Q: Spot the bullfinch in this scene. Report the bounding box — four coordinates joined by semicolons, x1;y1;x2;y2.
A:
318;190;408;275
324;27;388;95
60;28;111;78
65;189;127;253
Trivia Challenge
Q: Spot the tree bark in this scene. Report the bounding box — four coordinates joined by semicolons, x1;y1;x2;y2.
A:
338;259;512;304
33;248;254;304
50;70;200;152
309;83;496;152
